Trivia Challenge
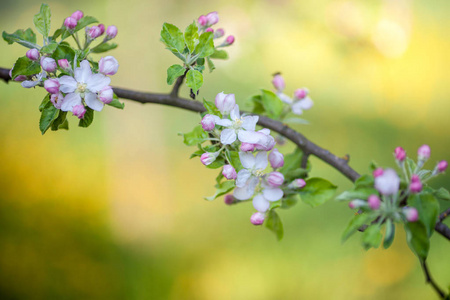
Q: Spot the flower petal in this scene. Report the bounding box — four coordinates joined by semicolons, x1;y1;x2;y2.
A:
277;92;293;104
239;151;255;169
230;104;240;120
58;76;77;93
263;187;283;201
74;60;92;83
291;102;303;115
87;73;111;93
255;151;268;170
238;130;261;144
253;194;270;212
297;96;313;110
242;115;259;131
21;80;40;88
214;118;232;127
60;93;82;112
85;92;104;111
236;169;251;187
220;128;237;145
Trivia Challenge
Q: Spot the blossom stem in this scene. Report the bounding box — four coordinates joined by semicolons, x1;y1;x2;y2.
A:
72;33;82;50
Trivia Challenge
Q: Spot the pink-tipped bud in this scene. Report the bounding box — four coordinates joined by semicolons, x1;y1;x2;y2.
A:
44;79;60;94
225;35;235;45
40;57;57;73
269;148;284;169
224;194;235;205
72;105;86;119
240;143;255;152
294;88;309;100
289;178;306;189
106;25;118;39
201;114;215;131
267;172;284;187
50;92;64;109
250;212;265;225
206;11;219;26
98;86;113;104
71;10;84;21
394;146;406;162
214;28;225;38
368;195;381;210
26;49;40;61
205;27;214;33
437;160;448;173
64;17;77;30
417;144;431;161
200;152;218;166
373;167;384;178
88;26;102;39
348;200;366;209
409;175;422;193
222;165;237;180
272;74;285;91
403;207;419;222
58;59;70;70
98;56;119;75
198;15;208;27
215;92;236;115
98;24;105;35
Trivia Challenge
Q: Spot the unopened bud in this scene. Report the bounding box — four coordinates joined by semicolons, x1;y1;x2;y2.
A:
272;74;285;91
40;57;57;72
250;212;265;225
394;146;406;162
98;86;113;104
240;142;255;152
222;165;237;180
348;200;366;209
72;105;86;119
373;167;384;177
294;88;309;100
269;148;284;169
215;92;235;115
98;56;119;75
224;194;235;205
437;160;448;173
417;144;431;161
198;15;208;27
201;114;215;131
403;207;419;222
98;24;105;35
289;178;306;189
214;28;225;38
367;195;381;210
224;35;235;45
205;27;214;33
26;48;40;61
409;175;422;193
58;59;70;70
44;79;60;94
106;25;118;39
71;10;84;21
206;11;219;26
64;17;77;30
200;152;218;166
88;26;102;39
267;172;284;187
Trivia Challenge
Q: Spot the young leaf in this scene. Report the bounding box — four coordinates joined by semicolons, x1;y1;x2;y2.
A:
107;93;125;109
39;101;59;135
2;29;38;49
404;221;430;261
383;219;395;249
362;224;383;250
51;44;75;62
341;213;371;242
434;187;450;201
51;111;68;131
11;56;41;79
210;49;228;59
206;57;215;73
40;42;58;54
265;210;284;241
167;64;186;85
160;23;185;53
407;193;440;237
186;69;203;93
184;21;199;53
90;42;118;53
299;178;337;208
225;151;243;172
194;32;214;58
181;125;208;146
203;99;221;116
78;108;94;128
33;4;51;38
261;89;284;119
281;194;299;209
250;95;265;114
205;180;235;201
39;94;50;112
335;188;377;202
354;174;374;188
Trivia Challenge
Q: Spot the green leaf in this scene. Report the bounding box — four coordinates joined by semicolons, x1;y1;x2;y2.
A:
261;89;284;119
11;56;41;79
167;64;186;85
405;158;417;177
194;65;205;73
283;168;309;182
51;44;75;62
186;69;203;93
279;148;309;175
434;187;450;201
281;194;299;209
107;93;125;109
90;42;118;53
51;111;68;131
33;4;51;38
404;221;429;261
39;94;50;112
206;156;226;169
160;23;185;53
181;125;208;146
39;100;59;135
362;224;383;250
407;193;440;237
300;178;337;207
78;108;94;128
210;49;228;59
194;32;214;58
354;174;374;188
265;210;284;241
52;28;63;40
206;57;215;73
250;95;265;114
184;21;199;53
61;16;98;40
383;219;395;249
205;180;235;201
203;99;221;116
335;188;377;201
226;151;243;172
342;213;371;242
2;29;38;49
40;42;58;54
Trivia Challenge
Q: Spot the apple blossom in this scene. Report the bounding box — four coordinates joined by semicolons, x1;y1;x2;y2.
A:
206;11;219;26
222;165;237;180
50;92;64;109
40;57;57;73
72;105;86;119
99;56;119;76
21;72;45;88
240;143;255;152
374;168;400;195
98;86;114;104
394;147;406;161
418;145;430;161
88;26;102;39
234;151;268;200
250;212;266;225
200;152;219;166
269;148;284;169
214;92;235;115
44;79;60;94
267;171;284;187
201;114;215;131
26;49;39;61
106;25;118;39
58;59;70;70
64;17;77;30
71;10;83;20
252;184;284;213
294;88;308;100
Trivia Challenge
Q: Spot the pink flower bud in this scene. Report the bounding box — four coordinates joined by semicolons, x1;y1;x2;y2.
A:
267;172;284;187
272;74;285;91
98;24;105;35
72;105;86;119
198;15;208;27
98;86;113;104
50;92;64;109
40;57;57;73
222;165;237;180
225;35;235;45
44;79;60;94
205;27;214;33
348;200;366;209
106;25;118;39
240;143;255;152
214;28;225;38
394;146;406;161
224;194;235;205
289;178;306;189
206;11;219;26
58;59;70;70
269;148;284;169
373;167;384;178
88;26;102;39
250;212;265;225
437;160;448;173
71;10;84;21
64;17;77;30
409;175;422;193
417;144;431;161
215;92;236;114
200;152;218;166
368;195;381;210
99;56;119;75
403;207;419;222
201;114;215;131
26;48;40;61
374;168;399;195
294;88;309;100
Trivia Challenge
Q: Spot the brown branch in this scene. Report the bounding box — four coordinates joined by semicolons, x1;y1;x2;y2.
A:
170;71;187;98
421;261;447;299
439;208;450;222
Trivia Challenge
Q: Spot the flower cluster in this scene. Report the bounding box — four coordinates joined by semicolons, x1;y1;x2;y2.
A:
272;73;313;115
197;12;235;47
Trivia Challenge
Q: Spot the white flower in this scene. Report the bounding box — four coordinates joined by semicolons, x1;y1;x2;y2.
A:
374;168;400;195
58;60;111;112
233;151;268;200
21;72;46;88
252;184;284;213
276;92;313;115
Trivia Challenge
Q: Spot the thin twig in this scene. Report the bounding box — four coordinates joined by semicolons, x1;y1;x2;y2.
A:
421;261;447;299
170;71;187;98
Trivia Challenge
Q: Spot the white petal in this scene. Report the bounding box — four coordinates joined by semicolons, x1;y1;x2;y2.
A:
233;186;253;200
214;118;232;127
254;151;268;170
253;194;270;212
239;152;255;169
291;102;304;115
277;92;293;104
74;60;92;83
220;128;237;145
238;130;261;144
85;92;104;111
87;73;111;93
236;169;251;187
58;76;77;93
242;115;259;131
60;93;82;112
297;96;314;110
263;187;283;201
258;128;270;135
230;104;240;120
21;80;40;88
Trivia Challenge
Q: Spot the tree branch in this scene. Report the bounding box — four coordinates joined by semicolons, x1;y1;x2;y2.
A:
421;261;447;299
170;72;187;98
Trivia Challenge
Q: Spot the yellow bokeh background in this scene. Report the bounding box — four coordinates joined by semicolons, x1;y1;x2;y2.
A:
0;0;449;299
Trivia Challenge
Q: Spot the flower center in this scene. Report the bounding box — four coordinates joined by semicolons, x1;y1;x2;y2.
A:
77;82;87;93
32;75;39;81
232;118;243;129
254;169;264;177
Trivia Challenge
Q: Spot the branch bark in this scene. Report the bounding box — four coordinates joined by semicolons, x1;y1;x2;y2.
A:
421;261;446;299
